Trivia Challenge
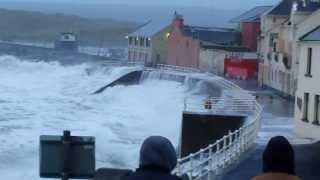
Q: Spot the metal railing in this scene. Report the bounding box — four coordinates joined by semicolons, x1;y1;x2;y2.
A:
97;61;145;67
156;64;201;73
175;97;262;180
97;61;262;179
211;77;242;90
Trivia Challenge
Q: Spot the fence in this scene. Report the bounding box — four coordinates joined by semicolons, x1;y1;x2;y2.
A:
175;96;262;180
156;64;201;73
98;62;262;179
97;61;145;67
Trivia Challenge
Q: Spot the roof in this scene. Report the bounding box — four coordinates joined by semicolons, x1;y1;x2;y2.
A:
60;32;76;35
267;0;320;16
300;25;320;41
296;0;320;12
201;44;252;52
128;20;169;37
182;25;241;45
230;6;273;23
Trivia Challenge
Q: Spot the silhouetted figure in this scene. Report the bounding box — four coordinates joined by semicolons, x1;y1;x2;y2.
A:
252;136;300;180
123;136;182;180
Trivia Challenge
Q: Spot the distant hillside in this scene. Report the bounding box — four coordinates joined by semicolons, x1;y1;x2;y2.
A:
0;2;242;27
0;8;137;46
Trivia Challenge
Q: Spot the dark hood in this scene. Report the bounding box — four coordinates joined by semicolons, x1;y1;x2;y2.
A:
139;136;177;172
263;136;295;175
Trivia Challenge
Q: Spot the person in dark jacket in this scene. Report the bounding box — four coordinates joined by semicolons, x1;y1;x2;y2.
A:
252;136;300;180
123;136;183;180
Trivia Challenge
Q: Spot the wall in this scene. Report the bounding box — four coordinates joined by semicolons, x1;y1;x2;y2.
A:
0;42;108;65
294;42;320;140
151;26;171;65
167;18;200;68
199;49;226;75
180;113;246;157
241;22;260;51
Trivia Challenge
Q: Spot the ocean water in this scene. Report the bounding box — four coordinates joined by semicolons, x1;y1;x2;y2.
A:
0;56;189;179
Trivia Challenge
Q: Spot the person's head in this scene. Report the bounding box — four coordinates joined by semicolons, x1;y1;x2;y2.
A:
263;136;295;175
139;136;177;172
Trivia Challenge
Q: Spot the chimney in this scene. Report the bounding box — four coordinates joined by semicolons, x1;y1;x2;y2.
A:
172;11;184;29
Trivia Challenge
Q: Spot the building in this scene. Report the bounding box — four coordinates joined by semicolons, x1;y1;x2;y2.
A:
230;6;272;51
200;45;257;79
258;0;320;97
294;9;320;140
127;21;170;65
54;32;78;52
167;13;241;70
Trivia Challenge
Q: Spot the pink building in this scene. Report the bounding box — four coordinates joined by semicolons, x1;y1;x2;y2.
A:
167;14;241;68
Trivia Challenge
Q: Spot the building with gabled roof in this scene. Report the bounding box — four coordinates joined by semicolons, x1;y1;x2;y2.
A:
127;20;170;65
167;13;241;69
168;13;258;79
258;0;320;98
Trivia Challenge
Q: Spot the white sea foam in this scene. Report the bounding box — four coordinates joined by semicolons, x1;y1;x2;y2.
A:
0;56;188;179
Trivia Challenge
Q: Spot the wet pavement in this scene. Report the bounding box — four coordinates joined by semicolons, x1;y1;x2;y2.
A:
222;79;320;180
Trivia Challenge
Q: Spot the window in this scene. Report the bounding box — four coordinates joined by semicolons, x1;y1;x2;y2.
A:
129;37;133;45
313;95;320;125
273;42;277;52
146;38;151;47
303;93;309;122
156;54;161;63
134;37;138;46
140;37;145;47
306;47;312;77
297;97;302;110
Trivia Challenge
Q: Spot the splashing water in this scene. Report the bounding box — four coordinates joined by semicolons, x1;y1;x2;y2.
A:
0;56;189;179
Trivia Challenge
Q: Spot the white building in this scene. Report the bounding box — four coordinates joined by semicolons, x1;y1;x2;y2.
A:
258;0;320;97
294;9;320;140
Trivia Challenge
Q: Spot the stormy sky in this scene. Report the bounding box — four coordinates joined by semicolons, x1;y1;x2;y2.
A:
3;0;279;10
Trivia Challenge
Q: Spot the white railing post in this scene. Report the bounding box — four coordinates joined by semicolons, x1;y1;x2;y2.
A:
222;136;227;168
199;149;204;179
190;154;194;180
228;131;233;163
208;145;213;180
176;159;182;177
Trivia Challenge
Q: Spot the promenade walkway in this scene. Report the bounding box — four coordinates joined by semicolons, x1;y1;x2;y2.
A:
222;80;320;180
